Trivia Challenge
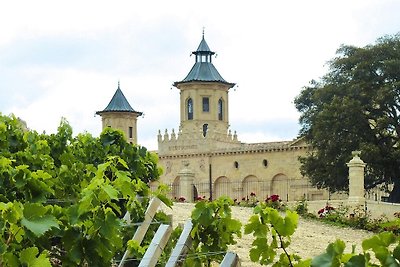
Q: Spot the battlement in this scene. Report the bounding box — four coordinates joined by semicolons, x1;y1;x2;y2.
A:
157;126;241;156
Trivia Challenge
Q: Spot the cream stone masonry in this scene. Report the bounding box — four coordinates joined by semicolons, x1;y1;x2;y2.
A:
155;35;333;202
100;112;140;144
97;34;394;219
347;151;366;205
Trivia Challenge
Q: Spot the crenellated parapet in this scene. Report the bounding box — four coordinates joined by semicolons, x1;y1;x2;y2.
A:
157;125;241;156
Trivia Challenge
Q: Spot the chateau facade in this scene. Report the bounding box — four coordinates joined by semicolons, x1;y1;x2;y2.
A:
98;34;331;202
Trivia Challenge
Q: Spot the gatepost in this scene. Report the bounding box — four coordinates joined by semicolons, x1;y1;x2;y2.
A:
347;151;366;205
178;161;195;202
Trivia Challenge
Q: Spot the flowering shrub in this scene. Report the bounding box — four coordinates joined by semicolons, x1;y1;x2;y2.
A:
294;197;309;216
267;194;280;202
195;196;206;201
318;205;335;218
237;193;258;207
265;194;285;210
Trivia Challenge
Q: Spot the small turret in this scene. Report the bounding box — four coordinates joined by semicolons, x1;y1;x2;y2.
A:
96;82;142;144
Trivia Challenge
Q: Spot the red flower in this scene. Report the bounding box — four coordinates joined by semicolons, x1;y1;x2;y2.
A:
179;196;186;202
250;192;256;197
266;194;280;202
270;194;280;202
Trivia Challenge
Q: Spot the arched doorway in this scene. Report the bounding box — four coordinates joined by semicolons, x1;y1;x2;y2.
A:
271;174;289;201
242;175;260;200
214;176;230;199
172;176;180;200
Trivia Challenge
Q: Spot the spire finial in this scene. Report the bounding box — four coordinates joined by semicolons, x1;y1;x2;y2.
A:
118;80;120;89
202;27;205;38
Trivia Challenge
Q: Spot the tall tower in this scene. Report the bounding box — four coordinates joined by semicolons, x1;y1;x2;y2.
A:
174;33;235;139
158;33;239;155
96;82;142;144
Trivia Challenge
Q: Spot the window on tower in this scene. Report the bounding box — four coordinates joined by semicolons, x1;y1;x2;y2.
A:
187;98;193;120
203;123;208;137
203;97;209;112
129;127;133;138
218;98;223;120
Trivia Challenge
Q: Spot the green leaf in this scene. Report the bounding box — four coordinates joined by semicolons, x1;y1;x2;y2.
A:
311;240;345;267
21;207;59;237
344;255;366;267
393;245;400;261
102;184;119;200
31;252;52;267
20;247;51;267
3;252;20;267
20;247;39;265
295;259;312;267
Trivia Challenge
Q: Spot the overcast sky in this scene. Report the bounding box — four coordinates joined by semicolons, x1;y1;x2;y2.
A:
1;0;399;150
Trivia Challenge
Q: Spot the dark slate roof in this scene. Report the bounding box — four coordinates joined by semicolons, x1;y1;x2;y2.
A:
96;84;142;115
195;36;213;54
174;35;235;87
180;62;227;83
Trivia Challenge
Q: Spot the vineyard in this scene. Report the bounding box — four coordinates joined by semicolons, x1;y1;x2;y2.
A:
1;114;400;266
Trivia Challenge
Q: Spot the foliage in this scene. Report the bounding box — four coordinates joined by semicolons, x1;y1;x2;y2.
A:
243;201;400;266
184;197;242;266
294;33;400;202
0;114;166;266
244;202;310;266
311;232;400;266
294;197;309;216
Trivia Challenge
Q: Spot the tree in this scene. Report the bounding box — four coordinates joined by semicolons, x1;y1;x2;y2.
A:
294;33;400;203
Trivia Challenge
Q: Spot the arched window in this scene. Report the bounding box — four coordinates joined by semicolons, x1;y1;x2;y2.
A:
218;98;223;120
187;98;193;120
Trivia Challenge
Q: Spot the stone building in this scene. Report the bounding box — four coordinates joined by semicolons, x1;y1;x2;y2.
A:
98;34;331;202
155;35;329;202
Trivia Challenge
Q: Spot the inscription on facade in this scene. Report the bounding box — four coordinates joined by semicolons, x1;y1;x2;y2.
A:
168;145;198;151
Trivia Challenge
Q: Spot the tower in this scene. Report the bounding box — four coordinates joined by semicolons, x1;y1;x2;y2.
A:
174;33;235;139
158;33;240;155
96;82;142;144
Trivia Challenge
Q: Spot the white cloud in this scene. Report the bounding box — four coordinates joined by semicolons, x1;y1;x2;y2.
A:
1;0;399;150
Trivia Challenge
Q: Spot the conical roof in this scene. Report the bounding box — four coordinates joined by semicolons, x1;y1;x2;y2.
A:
194;36;213;54
174;35;235;87
96;83;142;115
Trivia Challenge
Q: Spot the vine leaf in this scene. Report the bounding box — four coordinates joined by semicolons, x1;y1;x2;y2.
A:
311;240;345;267
21;203;59;236
20;247;52;267
343;255;366;267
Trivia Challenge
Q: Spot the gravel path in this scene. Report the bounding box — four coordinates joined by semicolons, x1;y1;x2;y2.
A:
160;203;374;266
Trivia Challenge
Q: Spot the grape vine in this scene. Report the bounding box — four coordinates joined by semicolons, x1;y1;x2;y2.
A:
0;114;169;266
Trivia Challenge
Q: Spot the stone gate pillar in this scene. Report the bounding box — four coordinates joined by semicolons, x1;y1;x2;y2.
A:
178;161;195;202
347;151;366;205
